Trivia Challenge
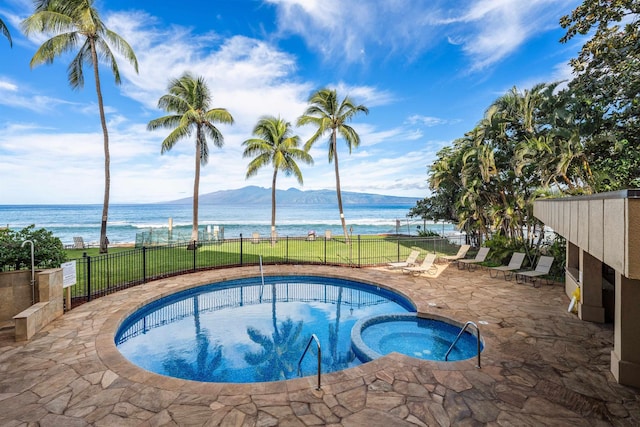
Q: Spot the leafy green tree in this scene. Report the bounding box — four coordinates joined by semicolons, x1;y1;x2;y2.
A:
0;225;66;271
408;192;458;236
0;16;12;46
560;0;640;191
297;89;369;244
560;0;640;117
22;0;139;254
242;116;313;243
424;85;562;246
148;73;234;242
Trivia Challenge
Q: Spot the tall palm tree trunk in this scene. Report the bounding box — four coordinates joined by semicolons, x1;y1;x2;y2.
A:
192;132;201;242
332;133;349;244
91;38;110;254
271;169;277;246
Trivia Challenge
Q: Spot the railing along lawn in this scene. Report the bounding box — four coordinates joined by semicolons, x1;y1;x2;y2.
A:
64;234;464;307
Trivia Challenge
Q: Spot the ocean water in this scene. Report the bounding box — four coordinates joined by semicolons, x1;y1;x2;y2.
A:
0;203;456;246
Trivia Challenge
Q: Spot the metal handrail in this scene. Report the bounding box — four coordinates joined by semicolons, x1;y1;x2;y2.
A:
297;334;322;390
259;255;264;287
444;321;481;368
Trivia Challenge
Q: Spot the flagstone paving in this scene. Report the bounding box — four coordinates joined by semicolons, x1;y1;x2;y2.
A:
0;264;638;426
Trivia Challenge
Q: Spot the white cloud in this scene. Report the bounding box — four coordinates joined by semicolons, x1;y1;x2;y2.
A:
438;0;579;71
0;79;77;112
266;0;438;63
0;4;453;203
0;79;17;91
267;0;579;70
406;115;449;127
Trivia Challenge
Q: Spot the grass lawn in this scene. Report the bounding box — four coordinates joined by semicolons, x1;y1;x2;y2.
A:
64;235;463;301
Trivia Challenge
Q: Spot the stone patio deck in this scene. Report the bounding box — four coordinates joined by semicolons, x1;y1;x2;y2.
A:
0;264;638;426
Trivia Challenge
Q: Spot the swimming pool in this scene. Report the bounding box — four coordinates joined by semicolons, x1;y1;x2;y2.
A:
115;275;415;383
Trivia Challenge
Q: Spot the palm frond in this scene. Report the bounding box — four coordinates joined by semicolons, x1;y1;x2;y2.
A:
0;17;12;47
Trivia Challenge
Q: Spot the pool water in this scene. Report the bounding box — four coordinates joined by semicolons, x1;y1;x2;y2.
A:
115;276;414;383
355;314;482;362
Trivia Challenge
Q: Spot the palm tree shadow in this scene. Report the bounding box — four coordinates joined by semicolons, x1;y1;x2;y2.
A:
163;331;225;382
244;283;305;381
163;294;226;382
244;318;304;381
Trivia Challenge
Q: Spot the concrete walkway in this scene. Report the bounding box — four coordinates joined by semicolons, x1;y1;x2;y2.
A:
0;264;638;426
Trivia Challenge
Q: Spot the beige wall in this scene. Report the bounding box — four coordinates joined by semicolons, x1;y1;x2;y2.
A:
535;191;640;388
1;268;65;341
0;270;35;322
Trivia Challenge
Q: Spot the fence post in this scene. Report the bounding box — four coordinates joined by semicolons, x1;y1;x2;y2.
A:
240;234;243;266
286;236;289;263
324;235;327;265
397;236;400;262
358;235;361;267
193;240;197;271
142;246;147;284
85;253;91;302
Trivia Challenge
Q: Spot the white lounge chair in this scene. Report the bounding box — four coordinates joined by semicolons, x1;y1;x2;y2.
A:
515;256;554;286
387;250;420;269
251;232;260;244
403;253;438;276
457;247;490;271
489;252;526;280
439;244;471;263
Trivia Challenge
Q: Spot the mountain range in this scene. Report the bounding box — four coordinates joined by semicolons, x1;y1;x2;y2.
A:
165;186;419;205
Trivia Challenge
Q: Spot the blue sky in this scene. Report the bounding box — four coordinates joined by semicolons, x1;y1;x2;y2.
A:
0;0;584;204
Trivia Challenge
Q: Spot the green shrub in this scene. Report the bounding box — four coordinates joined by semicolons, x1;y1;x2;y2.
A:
416;228;441;238
541;233;566;279
0;225;67;271
484;235;528;266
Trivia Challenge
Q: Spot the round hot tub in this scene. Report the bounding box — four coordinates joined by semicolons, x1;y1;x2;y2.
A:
351;313;483;362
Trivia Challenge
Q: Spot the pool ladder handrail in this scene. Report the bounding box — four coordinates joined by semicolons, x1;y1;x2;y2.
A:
445;321;481;368
297;334;322;390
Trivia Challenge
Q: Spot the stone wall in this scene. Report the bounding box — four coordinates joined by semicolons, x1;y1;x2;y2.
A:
0;270;34;322
13;269;64;341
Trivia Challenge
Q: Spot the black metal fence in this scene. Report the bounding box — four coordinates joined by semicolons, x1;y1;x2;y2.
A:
68;234;465;307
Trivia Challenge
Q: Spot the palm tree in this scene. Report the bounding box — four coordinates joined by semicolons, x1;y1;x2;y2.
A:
147;73;234;242
297;88;368;243
242;116;313;243
0;17;11;46
22;0;138;254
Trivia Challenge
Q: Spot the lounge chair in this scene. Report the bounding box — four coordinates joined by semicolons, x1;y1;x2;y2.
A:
325;230;332;240
403;253;438;276
387;250;420;269
439;244;471;263
515;256;554;286
489;252;526;280
251;232;260;244
457;247;490;271
73;236;86;249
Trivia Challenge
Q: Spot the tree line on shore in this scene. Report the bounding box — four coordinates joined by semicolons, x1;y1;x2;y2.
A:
410;0;639;258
